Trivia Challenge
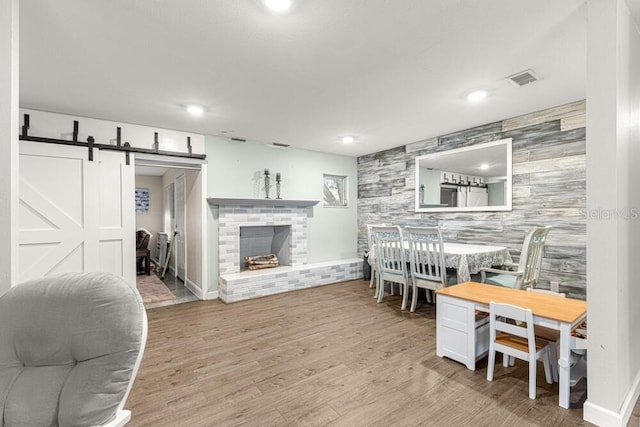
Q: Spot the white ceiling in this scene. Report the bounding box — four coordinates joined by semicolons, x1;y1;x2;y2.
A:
19;0;587;157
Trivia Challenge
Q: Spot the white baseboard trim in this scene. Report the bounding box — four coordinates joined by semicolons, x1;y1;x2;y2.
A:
185;278;203;299
583;368;640;426
184;278;219;300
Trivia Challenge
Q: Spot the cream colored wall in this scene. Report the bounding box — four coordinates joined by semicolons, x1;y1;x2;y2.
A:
134;174;163;260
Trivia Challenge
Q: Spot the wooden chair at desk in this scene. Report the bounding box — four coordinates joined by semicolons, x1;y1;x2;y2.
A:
486;301;555;400
526;287;565;382
526;287;587;386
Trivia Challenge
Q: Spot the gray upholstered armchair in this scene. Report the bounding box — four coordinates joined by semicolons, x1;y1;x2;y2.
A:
0;272;147;426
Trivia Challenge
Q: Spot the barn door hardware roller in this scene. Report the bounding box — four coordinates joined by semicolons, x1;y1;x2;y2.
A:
18;114;206;161
21;114;30;137
124;142;131;165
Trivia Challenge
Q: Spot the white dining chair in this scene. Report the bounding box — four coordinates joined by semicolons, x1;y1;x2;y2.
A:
486;301;554;400
405;226;456;312
366;224;387;292
371;225;410;305
480;226;552;290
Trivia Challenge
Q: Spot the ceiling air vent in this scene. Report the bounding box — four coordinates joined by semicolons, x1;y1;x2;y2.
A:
506;69;541;87
270;142;290;147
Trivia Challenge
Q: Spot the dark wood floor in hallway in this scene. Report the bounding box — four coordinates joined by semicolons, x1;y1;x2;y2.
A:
126;280;634;426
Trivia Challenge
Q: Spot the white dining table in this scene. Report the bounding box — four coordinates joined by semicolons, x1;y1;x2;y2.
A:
369;241;513;283
442;242;513;283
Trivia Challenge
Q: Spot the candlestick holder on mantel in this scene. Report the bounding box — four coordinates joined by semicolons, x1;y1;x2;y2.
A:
263;169;271;199
275;172;282;199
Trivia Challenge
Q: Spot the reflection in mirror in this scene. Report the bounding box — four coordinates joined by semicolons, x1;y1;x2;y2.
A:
415;138;512;212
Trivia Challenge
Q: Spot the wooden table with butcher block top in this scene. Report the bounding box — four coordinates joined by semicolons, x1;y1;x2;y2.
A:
435;281;587;409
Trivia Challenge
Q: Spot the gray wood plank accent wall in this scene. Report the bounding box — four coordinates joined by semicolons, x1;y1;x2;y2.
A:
357;100;586;299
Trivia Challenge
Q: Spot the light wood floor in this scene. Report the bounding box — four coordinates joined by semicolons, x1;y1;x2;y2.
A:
127;279;638;426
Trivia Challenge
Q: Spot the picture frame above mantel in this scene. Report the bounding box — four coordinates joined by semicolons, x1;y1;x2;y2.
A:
207;198;319;208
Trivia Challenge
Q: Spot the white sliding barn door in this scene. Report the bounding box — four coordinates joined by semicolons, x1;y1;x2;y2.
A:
18;142;135;285
97;149;135;282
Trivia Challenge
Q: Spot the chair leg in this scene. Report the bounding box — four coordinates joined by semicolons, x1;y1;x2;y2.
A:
503;354;510;368
401;282;409;311
529;358;537;399
410;284;418;312
369;268;375;289
487;347;496;381
376;278;384;303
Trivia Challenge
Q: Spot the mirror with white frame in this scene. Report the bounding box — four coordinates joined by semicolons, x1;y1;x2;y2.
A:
415;138;512;212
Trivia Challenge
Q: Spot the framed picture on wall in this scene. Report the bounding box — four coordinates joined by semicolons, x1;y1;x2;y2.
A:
323;174;348;207
135;187;150;214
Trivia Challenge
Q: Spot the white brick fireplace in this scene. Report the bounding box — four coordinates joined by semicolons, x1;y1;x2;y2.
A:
208;198;362;303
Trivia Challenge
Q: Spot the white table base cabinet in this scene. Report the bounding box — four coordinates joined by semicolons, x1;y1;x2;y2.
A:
436;294;490;370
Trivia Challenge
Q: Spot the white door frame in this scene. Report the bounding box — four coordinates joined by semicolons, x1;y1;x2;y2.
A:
174;172;187;283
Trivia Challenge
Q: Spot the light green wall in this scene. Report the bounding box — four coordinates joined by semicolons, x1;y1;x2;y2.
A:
205;136;358;292
487;181;505;206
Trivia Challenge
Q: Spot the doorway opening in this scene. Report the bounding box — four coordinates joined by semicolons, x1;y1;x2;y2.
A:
134;155;207;308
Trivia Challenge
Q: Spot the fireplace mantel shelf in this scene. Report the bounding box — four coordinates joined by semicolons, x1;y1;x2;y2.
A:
207;197;319;208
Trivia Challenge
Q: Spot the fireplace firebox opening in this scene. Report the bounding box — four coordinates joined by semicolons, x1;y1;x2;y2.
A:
239;225;291;271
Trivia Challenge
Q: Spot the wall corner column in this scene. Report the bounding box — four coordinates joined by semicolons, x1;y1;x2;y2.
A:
0;0;19;295
585;0;640;425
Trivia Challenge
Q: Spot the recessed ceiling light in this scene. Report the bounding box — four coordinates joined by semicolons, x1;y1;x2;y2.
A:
264;0;291;12
341;136;355;144
466;90;488;103
186;105;204;116
480;163;490;170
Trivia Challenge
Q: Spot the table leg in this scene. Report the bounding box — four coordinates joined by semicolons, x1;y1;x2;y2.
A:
558;322;571;408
